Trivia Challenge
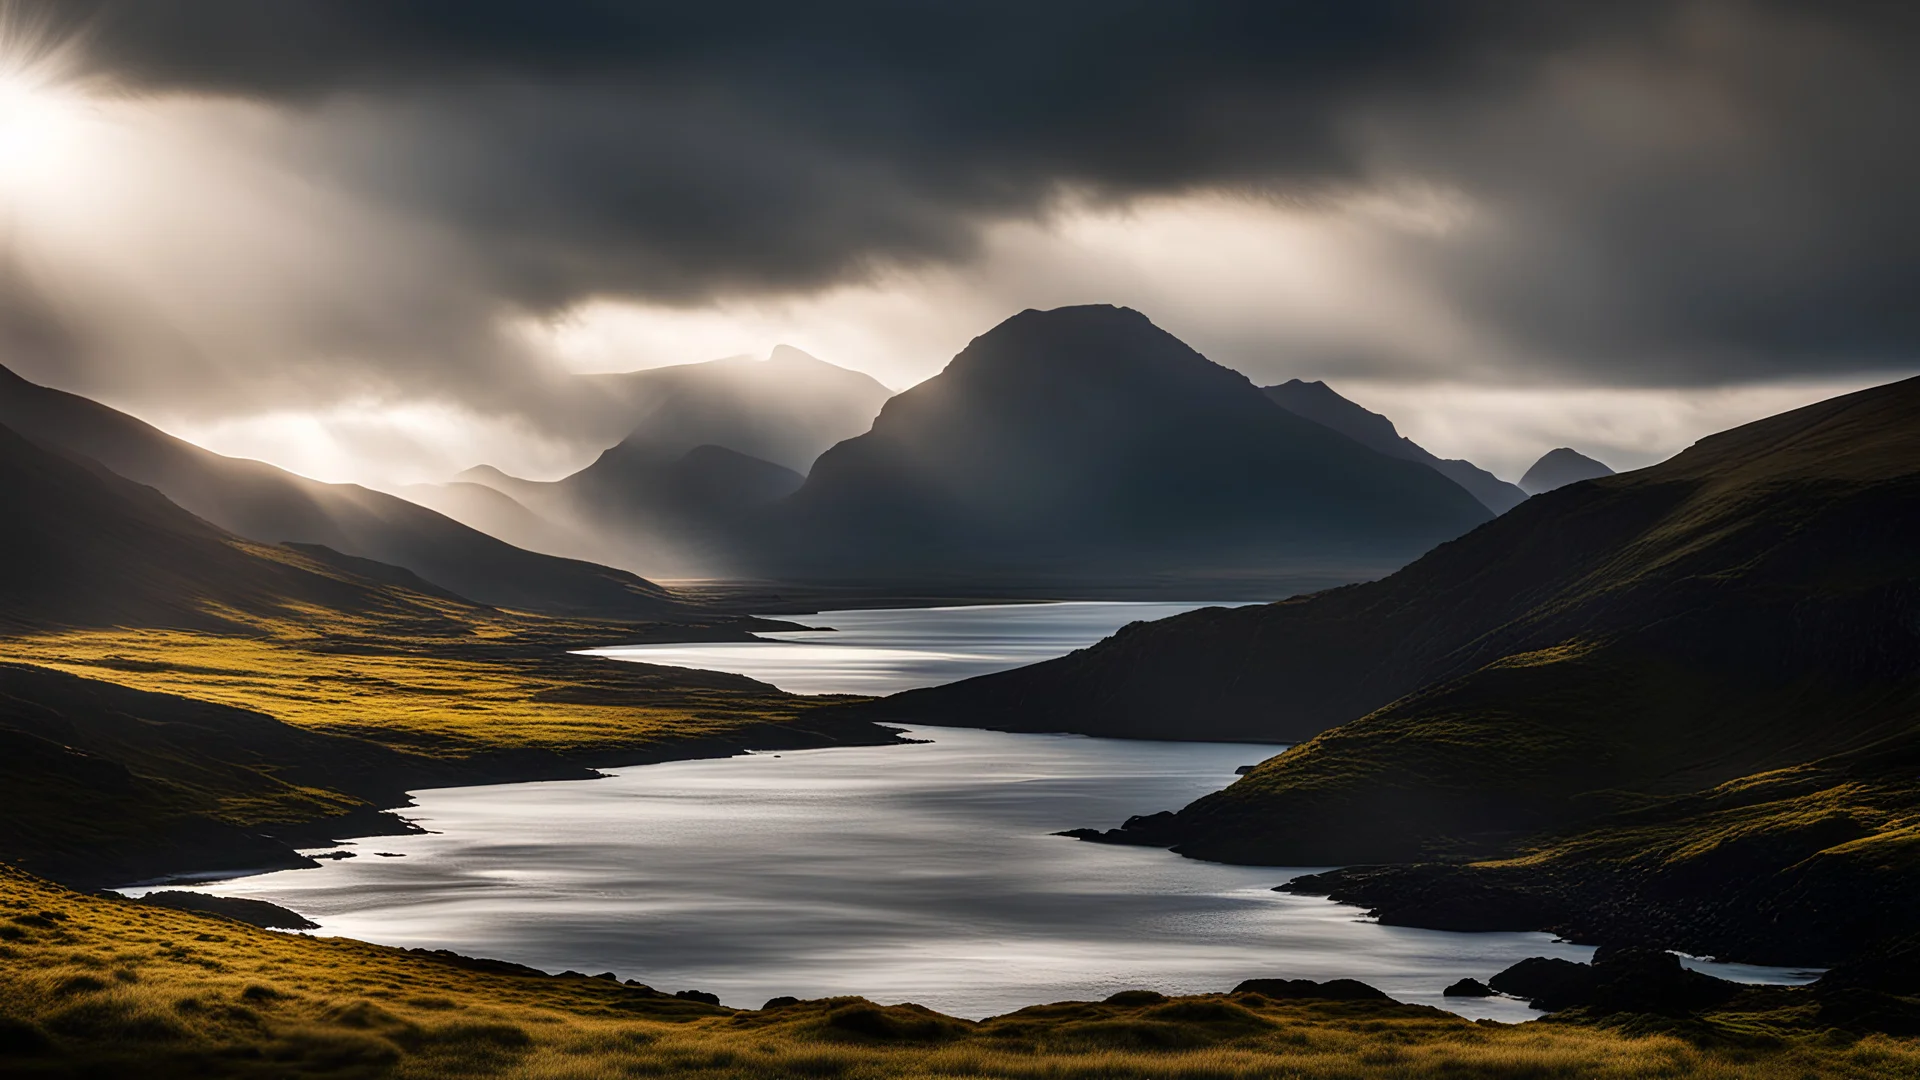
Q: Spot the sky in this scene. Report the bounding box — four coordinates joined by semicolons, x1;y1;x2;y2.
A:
0;1;1914;485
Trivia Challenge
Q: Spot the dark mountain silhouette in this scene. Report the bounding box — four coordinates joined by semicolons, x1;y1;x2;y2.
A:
457;443;805;577
861;375;1920;742
569;345;894;472
1264;379;1527;513
0;419;472;633
760;306;1492;585
855;375;1920;965
0;365;690;619
1519;446;1614;493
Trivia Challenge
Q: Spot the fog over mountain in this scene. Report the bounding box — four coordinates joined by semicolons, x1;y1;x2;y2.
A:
0;2;1914;485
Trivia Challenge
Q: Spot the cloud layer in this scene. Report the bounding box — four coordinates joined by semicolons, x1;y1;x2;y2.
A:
1;1;1915;481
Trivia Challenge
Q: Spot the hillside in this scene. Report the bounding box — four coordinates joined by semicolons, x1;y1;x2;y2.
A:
762;306;1491;586
0;419;470;635
1264;380;1527;513
0;408;896;884
569;345;894;471
1519;447;1614;493
0;365;691;620
855;376;1920;745
873;375;1920;964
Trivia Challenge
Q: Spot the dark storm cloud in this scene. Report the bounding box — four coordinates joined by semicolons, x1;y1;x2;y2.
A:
25;0;1920;385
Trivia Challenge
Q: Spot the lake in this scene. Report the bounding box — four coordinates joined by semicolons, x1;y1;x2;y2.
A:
580;600;1246;694
133;722;1817;1022
124;603;1822;1021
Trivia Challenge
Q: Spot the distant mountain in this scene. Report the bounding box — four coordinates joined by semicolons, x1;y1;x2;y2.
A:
390;481;607;565
851;375;1920;964
1519;447;1614;493
570;345;894;472
457;443;805;578
1263;380;1528;513
0;365;690;620
760;306;1492;586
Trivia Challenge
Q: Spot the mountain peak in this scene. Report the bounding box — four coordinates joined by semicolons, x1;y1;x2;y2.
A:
766;344;823;366
1519;447;1614;494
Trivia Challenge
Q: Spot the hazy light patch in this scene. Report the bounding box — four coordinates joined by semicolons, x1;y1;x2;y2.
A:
165;400;592;487
1335;374;1907;480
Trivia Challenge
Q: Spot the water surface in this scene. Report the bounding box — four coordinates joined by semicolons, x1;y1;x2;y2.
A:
582;600;1243;694
143;727;1816;1022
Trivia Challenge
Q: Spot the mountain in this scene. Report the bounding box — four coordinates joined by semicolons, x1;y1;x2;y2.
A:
860;375;1920;742
1519;446;1614;493
0;418;471;634
0;365;690;619
396;480;611;565
857;375;1920;965
1264;380;1528;513
456;443;805;577
759;306;1493;585
569;345;894;472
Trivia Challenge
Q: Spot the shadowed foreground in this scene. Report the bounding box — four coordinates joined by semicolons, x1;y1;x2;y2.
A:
2;867;1915;1079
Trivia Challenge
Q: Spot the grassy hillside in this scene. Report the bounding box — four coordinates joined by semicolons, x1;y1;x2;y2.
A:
864;376;1920;966
0;409;894;887
861;374;1920;744
2;865;1914;1079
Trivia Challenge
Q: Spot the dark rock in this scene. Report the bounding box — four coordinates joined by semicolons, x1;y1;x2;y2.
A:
1057;810;1183;847
138;891;319;931
1816;933;1920;995
675;989;722;1006
1104;990;1169;1006
1491;949;1743;1015
1488;957;1597;1010
761;996;801;1010
408;949;552;979
310;850;356;861
592;972;619;982
1443;978;1493;997
1231;978;1390;1001
1585;946;1741;1016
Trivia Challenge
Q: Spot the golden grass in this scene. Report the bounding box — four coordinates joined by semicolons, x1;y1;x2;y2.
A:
3;866;1917;1079
0;625;820;759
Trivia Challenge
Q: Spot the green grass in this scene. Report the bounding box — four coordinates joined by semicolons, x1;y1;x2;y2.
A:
3;865;1916;1079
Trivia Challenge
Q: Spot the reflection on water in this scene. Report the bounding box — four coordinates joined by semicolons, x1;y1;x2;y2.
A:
134;727;1816;1021
581;601;1246;694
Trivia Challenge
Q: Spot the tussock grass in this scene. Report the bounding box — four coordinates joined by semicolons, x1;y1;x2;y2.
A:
3;866;1916;1079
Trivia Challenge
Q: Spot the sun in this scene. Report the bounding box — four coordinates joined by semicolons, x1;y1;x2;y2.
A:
0;71;79;184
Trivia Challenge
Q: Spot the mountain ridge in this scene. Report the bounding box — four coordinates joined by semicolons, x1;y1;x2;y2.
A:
0;364;692;620
759;305;1493;585
1263;379;1528;513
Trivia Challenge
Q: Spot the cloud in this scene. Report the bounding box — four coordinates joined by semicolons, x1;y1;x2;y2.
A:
0;1;1915;484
